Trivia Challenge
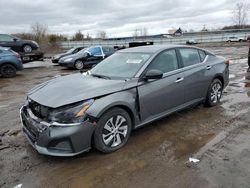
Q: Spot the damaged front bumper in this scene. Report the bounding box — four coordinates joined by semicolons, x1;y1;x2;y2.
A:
20;106;95;157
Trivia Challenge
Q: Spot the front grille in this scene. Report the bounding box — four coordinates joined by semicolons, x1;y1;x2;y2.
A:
28;100;50;120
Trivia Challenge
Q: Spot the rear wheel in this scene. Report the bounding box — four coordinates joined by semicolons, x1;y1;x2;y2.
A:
94;108;132;153
205;79;223;107
0;64;17;78
74;60;84;70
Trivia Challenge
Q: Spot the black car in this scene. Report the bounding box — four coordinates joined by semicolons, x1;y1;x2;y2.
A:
52;46;85;64
59;46;116;70
0;34;39;53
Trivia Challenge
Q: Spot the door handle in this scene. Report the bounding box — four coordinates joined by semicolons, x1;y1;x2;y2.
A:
206;65;212;70
175;77;184;83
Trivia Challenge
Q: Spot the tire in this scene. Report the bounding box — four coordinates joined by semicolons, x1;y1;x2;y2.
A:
94;108;132;153
23;44;33;53
0;64;17;78
74;60;84;70
205;79;223;107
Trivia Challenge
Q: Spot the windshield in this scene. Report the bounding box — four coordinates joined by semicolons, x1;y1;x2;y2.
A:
90;52;152;79
66;47;77;53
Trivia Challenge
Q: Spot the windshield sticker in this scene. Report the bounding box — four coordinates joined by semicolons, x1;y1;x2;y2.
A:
126;59;143;64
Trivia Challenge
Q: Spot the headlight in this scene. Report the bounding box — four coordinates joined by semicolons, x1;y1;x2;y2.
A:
49;99;94;125
53;55;60;59
31;41;39;47
64;58;73;62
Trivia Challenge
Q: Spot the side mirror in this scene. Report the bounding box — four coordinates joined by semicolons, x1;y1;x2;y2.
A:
144;69;163;80
13;38;18;42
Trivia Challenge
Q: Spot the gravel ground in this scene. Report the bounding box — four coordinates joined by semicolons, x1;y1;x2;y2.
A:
0;45;250;188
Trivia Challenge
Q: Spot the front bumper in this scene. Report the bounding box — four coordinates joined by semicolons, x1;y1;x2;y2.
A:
58;61;74;68
52;58;59;64
20;106;95;157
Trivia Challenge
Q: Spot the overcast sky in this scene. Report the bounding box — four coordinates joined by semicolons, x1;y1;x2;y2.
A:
0;0;245;38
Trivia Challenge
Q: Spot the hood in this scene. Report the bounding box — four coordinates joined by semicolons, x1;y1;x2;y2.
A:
28;74;127;108
22;40;38;46
53;53;70;59
60;52;84;61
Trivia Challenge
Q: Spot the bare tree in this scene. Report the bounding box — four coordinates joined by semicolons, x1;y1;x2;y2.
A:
97;30;107;39
132;29;139;38
142;27;148;36
86;33;92;39
31;22;48;44
72;30;84;41
132;27;148;38
232;2;250;28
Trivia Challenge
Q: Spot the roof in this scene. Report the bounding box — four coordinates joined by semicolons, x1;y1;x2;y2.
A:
119;44;188;53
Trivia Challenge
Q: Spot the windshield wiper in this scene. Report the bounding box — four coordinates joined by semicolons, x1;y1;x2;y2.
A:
91;74;111;80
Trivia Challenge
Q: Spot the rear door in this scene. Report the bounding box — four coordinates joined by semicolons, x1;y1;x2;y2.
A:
85;47;104;66
177;48;211;103
137;49;185;122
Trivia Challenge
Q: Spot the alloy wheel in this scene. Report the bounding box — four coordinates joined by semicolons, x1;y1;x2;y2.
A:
23;45;32;52
75;60;84;70
210;82;222;104
102;115;128;147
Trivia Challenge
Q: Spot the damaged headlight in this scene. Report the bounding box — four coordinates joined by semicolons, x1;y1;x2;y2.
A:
49;99;94;125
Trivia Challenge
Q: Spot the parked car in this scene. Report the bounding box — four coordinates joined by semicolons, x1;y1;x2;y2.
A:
186;39;199;45
52;46;85;64
0;47;23;77
247;35;250;42
58;46;115;70
0;34;39;53
226;36;245;42
20;45;229;156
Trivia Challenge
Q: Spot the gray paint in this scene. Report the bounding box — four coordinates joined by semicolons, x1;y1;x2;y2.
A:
22;45;229;156
28;74;128;108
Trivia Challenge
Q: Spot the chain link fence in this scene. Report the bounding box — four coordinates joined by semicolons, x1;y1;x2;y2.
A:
59;29;250;49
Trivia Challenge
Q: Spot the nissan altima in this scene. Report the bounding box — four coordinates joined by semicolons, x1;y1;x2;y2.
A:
20;45;229;156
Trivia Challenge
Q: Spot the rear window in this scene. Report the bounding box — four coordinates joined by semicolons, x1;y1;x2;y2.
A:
179;48;201;67
103;47;115;53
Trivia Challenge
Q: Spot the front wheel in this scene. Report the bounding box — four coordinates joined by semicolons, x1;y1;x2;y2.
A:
23;44;32;52
74;60;84;70
0;64;17;78
94;108;132;153
205;79;223;107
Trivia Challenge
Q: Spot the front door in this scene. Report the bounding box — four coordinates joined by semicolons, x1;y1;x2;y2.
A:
137;49;185;123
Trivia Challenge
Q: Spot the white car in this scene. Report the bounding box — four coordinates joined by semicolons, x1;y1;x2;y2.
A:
226;36;245;42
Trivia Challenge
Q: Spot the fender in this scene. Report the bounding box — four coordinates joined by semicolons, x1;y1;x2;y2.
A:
86;88;141;127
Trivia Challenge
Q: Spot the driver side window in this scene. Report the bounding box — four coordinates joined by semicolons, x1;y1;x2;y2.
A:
89;47;102;56
147;49;178;73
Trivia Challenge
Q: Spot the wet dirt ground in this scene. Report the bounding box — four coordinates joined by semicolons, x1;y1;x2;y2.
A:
0;45;250;188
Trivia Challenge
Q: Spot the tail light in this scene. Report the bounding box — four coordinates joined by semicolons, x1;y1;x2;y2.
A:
224;59;230;65
15;53;20;59
10;50;21;59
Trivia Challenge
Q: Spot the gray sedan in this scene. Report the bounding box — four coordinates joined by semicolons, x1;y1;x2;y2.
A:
20;45;229;156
